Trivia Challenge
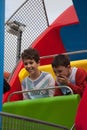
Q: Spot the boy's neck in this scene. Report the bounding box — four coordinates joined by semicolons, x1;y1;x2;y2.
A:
29;70;41;80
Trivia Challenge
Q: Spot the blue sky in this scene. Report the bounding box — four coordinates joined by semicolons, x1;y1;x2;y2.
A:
5;0;73;24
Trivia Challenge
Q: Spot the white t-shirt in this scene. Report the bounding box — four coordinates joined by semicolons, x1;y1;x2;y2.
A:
22;71;55;99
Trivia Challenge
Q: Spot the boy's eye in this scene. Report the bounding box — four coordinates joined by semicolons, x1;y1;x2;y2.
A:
54;70;62;74
29;62;33;64
24;62;33;65
24;63;27;65
57;70;62;73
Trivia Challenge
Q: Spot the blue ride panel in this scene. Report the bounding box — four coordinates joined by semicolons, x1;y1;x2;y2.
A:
0;1;5;128
60;0;87;61
0;0;5;110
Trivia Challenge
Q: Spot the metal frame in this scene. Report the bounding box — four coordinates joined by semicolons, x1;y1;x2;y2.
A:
0;112;69;130
70;124;75;130
7;86;73;101
40;50;87;59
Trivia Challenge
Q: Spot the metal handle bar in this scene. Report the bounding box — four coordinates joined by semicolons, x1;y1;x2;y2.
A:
70;124;75;130
8;86;73;102
40;50;87;59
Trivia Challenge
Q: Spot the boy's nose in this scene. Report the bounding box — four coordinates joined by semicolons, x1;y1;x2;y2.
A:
27;63;31;68
56;73;59;77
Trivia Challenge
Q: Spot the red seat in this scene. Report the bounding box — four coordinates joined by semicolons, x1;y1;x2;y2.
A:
75;86;87;130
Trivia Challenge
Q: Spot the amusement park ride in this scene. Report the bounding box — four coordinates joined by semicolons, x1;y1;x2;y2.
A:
0;0;87;129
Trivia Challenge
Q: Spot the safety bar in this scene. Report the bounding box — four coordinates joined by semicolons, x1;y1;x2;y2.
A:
8;86;73;102
40;50;87;59
70;124;75;130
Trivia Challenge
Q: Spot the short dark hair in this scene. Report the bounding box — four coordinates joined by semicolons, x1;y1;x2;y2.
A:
21;47;40;63
52;54;70;68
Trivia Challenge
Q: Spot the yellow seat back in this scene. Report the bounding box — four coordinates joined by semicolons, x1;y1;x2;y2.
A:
19;59;87;83
18;68;29;83
70;59;87;71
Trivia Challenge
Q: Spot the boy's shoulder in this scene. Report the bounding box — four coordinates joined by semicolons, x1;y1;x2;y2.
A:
41;71;51;75
41;71;53;78
22;76;30;83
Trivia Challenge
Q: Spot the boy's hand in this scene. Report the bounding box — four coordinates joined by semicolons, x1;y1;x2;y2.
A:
57;76;70;85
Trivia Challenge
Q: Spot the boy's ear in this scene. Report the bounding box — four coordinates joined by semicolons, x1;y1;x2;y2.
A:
38;60;40;65
68;65;71;68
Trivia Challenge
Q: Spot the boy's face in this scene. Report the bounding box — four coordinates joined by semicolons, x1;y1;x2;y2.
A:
23;59;40;75
52;65;71;78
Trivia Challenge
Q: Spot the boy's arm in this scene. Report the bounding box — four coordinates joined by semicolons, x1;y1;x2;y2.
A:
47;74;55;96
22;80;30;99
67;68;87;97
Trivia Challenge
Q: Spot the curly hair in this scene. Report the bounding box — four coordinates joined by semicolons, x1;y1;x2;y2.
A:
21;47;40;63
52;54;70;68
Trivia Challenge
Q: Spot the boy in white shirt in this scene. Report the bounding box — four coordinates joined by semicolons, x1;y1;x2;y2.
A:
21;47;55;99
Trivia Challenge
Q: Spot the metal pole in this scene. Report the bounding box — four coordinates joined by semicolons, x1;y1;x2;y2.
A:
42;0;49;27
16;30;22;63
40;50;87;59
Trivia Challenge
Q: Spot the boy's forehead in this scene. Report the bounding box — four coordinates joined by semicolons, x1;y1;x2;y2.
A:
23;59;35;62
53;66;65;69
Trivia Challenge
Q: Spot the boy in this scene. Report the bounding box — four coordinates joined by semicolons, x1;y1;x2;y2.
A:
51;54;87;97
21;47;55;99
